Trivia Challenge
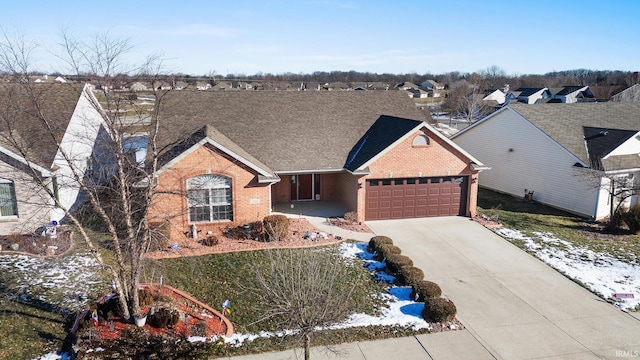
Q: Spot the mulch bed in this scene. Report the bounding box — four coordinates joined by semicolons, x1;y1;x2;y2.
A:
328;217;373;233
74;284;232;357
146;218;345;259
0;228;72;256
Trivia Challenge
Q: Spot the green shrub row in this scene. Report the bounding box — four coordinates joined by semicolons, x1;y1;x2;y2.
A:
368;235;456;323
368;235;393;252
422;298;457;322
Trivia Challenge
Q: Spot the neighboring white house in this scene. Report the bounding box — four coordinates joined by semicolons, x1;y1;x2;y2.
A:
0;83;108;234
420;80;445;90
510;87;552;104
482;89;507;105
451;103;640;219
549;85;595;103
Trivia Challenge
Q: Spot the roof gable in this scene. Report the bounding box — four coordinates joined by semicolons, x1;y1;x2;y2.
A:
157;125;276;179
583;127;638;170
344;116;422;172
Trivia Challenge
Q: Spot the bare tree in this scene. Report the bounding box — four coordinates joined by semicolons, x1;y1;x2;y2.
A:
576;168;640;226
444;77;492;122
244;246;363;360
481;65;507;90
0;29;172;321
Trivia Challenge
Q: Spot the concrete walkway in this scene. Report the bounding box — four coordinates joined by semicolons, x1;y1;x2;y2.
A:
226;216;640;359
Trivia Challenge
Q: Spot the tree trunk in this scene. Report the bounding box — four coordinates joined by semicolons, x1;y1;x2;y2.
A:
304;333;311;360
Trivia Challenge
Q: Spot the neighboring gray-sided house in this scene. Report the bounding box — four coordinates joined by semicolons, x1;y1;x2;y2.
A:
612;84;640;102
451;103;640;219
0;83;107;235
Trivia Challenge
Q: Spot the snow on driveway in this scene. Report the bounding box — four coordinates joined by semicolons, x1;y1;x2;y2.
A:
496;228;640;311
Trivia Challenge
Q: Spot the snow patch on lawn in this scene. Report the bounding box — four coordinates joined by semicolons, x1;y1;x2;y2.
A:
496;228;640;311
0;253;104;310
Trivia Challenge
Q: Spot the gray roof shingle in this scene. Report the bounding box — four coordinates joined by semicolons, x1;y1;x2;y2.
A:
155;91;427;172
509;103;640;170
0;83;84;168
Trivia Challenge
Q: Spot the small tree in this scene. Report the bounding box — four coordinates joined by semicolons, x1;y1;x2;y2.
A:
245;247;361;360
0;28;175;321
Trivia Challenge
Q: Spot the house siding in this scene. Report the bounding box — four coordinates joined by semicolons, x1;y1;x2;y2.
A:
149;144;271;241
453;109;600;218
51;87;107;222
357;127;479;222
0;158;53;235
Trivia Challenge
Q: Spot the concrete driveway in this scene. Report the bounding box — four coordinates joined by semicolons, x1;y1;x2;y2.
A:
367;217;640;360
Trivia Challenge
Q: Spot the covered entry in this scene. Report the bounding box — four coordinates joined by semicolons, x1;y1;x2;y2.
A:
365;176;468;220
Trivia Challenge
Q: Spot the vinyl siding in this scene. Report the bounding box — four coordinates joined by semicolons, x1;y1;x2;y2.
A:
453;108;600;218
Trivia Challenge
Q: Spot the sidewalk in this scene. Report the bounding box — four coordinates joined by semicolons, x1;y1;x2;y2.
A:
223;330;494;360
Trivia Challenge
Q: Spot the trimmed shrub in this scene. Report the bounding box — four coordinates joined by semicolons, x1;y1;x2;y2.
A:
412;280;442;301
377;243;401;259
423;298;457;323
622;204;640;234
139;289;155;307
190;321;208;337
399;265;424;286
263;215;290;241
201;236;219;246
368;236;393;252
148;307;180;328
344;211;358;224
385;253;413;274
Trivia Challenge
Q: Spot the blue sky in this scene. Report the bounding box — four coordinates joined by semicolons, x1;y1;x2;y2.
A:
2;0;639;76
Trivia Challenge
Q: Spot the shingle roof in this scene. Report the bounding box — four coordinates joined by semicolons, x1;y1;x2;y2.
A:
515;87;547;97
0;83;84;168
344;116;422;172
155;90;427;172
509;103;640;170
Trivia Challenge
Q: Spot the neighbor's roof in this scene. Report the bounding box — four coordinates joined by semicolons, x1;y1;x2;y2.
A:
155;90;427;172
0;83;85;168
509;103;640;171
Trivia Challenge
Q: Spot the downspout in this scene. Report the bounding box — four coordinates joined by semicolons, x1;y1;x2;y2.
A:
592;175;603;221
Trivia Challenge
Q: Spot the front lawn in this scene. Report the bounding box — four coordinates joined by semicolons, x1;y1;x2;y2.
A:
2;240;431;359
477;188;640;261
141;243;429;357
478;188;640;310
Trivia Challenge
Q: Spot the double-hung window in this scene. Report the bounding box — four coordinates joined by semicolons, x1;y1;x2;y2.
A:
187;175;233;222
0;179;17;217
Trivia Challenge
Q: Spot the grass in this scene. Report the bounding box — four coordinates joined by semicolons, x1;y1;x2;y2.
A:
0;300;69;360
477;188;640;261
0;238;424;359
139;243;425;357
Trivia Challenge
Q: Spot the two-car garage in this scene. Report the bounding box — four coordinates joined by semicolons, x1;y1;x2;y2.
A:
365;176;469;220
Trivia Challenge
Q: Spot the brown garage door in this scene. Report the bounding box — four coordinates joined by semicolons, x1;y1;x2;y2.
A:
365;176;468;220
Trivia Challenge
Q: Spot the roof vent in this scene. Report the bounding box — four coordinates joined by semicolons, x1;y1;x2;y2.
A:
599;130;608;136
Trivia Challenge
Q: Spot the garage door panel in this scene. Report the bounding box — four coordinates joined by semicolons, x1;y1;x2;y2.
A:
365;176;468;220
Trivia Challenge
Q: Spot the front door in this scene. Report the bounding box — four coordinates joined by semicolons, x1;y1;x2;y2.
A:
291;174;313;201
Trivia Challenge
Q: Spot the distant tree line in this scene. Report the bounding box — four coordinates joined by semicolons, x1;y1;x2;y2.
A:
17;66;638;90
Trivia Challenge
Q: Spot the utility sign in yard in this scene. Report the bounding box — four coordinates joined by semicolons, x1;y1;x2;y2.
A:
612;293;635;299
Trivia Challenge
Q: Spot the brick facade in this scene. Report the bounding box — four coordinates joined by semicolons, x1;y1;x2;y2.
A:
355;127;479;222
149;144;271;241
150;126;479;241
